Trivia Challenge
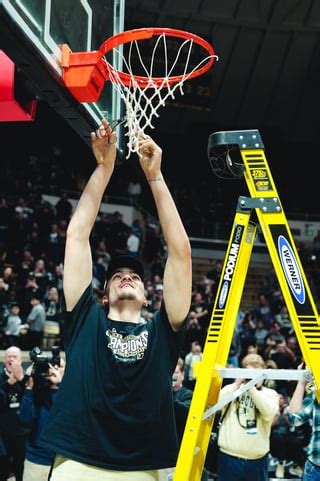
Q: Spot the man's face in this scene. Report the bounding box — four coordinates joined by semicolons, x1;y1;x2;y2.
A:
11;306;20;315
4;348;22;371
106;268;145;306
245;363;263;388
172;366;184;391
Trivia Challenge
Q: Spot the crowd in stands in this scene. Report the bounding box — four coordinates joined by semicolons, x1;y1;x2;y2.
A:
1;150;320;479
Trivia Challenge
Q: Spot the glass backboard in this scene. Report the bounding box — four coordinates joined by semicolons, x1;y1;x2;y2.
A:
0;0;124;144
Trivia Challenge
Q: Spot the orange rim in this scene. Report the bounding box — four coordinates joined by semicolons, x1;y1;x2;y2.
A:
99;27;216;87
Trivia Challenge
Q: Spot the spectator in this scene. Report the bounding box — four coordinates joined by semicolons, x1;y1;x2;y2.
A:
131;218;145;244
3;301;22;348
172;358;194;443
20;358;66;481
270;392;308;478
286;335;302;365
273;303;292;336
26;292;46;349
0;347;28;481
126;226;140;257
183;311;204;355
93;240;111;285
31;259;52;292
127;178;142;204
159;358;194;481
52;265;64;295
197;277;215;306
47;224;62;264
43;287;61;349
0;197;10;245
18;249;34;284
2;266;15;291
144;282;156;313
108;211;130;257
252;293;273;330
254;319;269;353
238;311;257;359
312;231;320;264
287;365;318;479
8;210;31;257
18;275;41;318
216;353;279;481
190;291;210;332
227;329;241;367
0;277;10;313
55;193;72;223
206;259;223;286
184;341;203;390
144;218;164;263
265;336;296;397
0;388;8;481
150;252;165;279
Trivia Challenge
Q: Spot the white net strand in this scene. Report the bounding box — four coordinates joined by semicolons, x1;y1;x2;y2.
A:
102;33;217;158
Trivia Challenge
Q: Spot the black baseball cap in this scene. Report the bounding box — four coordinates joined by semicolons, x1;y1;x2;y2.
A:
105;255;144;284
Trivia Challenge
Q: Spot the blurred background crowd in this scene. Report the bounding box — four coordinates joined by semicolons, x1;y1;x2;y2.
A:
0;149;319;480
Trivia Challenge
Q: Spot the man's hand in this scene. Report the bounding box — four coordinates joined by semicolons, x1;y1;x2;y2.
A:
297;360;308;388
25;373;34;390
138;134;162;181
91;119;117;167
235;378;246;389
46;364;63;386
7;359;24;384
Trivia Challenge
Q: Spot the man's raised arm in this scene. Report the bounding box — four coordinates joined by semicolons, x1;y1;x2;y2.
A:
138;135;192;330
63;120;117;311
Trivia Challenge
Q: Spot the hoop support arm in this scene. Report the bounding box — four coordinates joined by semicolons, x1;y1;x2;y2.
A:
61;44;108;102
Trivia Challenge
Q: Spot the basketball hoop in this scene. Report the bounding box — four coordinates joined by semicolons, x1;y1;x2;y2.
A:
61;27;217;157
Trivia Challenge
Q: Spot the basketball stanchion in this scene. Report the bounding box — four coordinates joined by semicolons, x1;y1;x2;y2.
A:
173;130;320;481
60;27;217;157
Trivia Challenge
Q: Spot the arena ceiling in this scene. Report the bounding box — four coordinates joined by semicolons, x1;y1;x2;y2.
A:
1;0;320;215
123;0;320;214
125;0;320;142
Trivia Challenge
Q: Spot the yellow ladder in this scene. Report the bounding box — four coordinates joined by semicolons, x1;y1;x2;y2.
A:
173;129;320;481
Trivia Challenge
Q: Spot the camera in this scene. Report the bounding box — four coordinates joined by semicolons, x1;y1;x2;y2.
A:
29;345;61;378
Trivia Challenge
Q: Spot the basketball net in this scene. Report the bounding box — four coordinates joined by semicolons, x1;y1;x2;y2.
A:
102;34;217;158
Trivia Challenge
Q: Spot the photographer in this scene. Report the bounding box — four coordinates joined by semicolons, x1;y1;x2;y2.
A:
0;346;28;481
19;349;65;481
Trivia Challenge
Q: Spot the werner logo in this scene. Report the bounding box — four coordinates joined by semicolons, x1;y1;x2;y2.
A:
218;281;229;308
278;235;305;304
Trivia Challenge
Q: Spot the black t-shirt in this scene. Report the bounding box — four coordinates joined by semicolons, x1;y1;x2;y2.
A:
40;285;185;470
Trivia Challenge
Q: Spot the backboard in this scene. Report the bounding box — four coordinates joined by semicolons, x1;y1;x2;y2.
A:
0;0;125;147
